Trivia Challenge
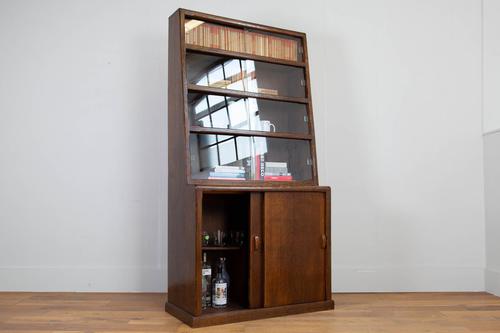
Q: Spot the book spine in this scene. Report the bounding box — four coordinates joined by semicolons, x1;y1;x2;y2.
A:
208;177;246;181
209;172;245;178
264;175;293;181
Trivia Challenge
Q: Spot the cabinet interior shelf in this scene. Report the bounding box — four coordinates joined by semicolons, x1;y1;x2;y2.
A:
187;84;309;104
186;44;307;68
190;126;312;140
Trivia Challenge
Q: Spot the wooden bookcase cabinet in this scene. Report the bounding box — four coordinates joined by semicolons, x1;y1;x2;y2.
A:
166;9;334;327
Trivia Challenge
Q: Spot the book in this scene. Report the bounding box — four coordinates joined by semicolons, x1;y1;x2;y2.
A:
254;154;265;180
257;87;278;95
265;162;288;176
265;162;287;168
185;20;299;61
264;175;293;181
208;177;246;181
213;166;245;173
209;172;245;178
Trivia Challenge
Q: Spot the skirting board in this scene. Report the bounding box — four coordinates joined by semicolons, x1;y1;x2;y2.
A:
1;265;485;292
485;268;500;296
0;266;165;292
333;266;485;292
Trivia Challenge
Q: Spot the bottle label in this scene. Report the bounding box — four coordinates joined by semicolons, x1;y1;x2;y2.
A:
202;268;211;276
213;282;227;305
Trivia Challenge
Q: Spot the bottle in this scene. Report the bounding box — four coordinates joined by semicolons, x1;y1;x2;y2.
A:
212;258;228;308
201;252;211;309
220;257;230;289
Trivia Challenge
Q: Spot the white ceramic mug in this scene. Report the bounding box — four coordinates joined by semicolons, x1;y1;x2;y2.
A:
260;120;276;132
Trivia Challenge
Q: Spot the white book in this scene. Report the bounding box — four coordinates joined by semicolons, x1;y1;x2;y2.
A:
265;162;288;168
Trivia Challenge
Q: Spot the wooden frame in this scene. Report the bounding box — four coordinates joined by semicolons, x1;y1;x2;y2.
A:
167;9;333;327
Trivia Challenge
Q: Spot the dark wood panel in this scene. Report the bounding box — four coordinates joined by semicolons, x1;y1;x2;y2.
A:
302;34;319;185
190;125;312;140
191;179;316;187
188;84;309;104
186;44;306;68
167;9;198;316
167;299;334;328
196;185;331;193
263;192;327;307
248;192;264;308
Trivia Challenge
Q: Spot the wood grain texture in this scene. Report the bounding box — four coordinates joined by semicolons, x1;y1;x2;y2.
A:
2;292;500;332
167;9;198;316
248;192;264;308
263;192;326;307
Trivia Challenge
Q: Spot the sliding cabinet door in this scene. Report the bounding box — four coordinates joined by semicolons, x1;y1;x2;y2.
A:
263;191;327;307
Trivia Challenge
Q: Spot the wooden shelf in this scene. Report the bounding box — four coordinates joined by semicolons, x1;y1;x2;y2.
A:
187;84;309;104
190;126;312;140
191;179;315;187
202;246;242;251
186;44;306;68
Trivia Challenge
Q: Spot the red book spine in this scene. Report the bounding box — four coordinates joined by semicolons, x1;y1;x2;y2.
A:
264;175;293;181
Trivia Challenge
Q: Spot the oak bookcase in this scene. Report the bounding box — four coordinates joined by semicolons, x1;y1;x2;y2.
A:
166;9;334;327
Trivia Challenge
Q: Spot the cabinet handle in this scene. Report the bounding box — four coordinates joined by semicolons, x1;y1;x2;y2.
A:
321;234;327;249
254;236;261;251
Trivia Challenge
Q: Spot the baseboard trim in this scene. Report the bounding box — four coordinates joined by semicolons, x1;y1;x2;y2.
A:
333;266;485;292
485;268;500;296
0;266;165;292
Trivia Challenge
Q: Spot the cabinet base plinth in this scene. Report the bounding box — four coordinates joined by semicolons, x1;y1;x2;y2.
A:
165;299;335;327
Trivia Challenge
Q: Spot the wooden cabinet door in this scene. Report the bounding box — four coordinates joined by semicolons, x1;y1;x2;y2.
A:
263;191;328;307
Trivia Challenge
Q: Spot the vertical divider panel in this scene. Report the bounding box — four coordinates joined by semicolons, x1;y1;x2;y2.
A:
248;192;264;308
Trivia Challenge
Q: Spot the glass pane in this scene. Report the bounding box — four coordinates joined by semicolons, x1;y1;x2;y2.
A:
188;93;309;134
186;52;306;98
185;19;303;62
190;134;313;181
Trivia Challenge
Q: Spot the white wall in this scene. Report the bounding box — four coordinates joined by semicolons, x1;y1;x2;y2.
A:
483;0;500;134
324;0;485;291
0;0;486;292
483;0;500;296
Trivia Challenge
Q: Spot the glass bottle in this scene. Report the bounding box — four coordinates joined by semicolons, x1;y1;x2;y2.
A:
220;257;230;288
212;258;228;308
201;252;211;309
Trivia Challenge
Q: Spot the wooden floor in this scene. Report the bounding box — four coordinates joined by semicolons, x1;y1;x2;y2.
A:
1;292;500;332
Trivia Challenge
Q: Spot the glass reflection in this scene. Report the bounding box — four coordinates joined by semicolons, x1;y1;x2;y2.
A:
187;53;306;98
190;134;312;182
189;93;309;134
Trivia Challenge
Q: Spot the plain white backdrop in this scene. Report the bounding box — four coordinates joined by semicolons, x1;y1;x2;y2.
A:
0;0;497;293
483;0;500;296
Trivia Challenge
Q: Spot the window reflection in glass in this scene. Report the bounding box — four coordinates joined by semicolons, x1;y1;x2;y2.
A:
190;134;313;181
189;93;309;134
187;52;306;98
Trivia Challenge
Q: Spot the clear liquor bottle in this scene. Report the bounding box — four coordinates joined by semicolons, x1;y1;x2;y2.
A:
201;252;211;309
212;258;228;308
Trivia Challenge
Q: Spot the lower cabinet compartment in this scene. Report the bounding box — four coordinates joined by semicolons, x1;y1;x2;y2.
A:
200;193;250;313
166;187;333;326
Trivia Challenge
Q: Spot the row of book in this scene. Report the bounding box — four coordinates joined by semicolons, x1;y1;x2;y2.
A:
185;20;300;62
254;157;293;181
207;161;293;182
207;166;246;180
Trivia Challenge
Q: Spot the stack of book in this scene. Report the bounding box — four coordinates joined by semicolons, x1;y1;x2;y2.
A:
185;20;299;61
264;162;292;181
208;166;246;180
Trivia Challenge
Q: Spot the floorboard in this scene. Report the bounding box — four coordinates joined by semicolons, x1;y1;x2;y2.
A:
0;292;499;332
